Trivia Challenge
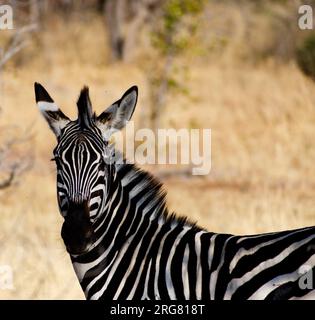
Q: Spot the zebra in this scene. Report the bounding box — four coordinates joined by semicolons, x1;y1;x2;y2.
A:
35;82;315;300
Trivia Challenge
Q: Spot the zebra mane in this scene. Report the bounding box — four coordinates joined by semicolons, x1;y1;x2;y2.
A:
77;86;94;129
112;148;203;231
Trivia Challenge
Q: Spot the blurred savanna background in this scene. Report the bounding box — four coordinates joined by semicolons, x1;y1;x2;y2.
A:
1;0;315;299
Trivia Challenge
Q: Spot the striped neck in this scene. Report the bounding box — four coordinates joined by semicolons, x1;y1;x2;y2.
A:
70;161;203;298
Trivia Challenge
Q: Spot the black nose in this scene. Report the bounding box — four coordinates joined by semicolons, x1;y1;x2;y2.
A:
61;199;94;255
66;199;90;218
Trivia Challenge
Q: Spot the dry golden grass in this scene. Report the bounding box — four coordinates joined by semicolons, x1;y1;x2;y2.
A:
1;10;315;299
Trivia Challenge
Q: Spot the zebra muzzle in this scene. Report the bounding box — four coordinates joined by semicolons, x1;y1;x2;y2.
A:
61;199;94;255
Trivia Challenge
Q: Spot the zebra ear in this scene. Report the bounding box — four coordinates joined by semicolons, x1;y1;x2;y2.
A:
96;86;138;139
34;82;70;138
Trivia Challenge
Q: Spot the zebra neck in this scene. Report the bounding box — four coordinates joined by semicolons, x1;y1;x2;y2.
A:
71;162;202;270
92;162;204;254
70;163;206;300
93;163;170;241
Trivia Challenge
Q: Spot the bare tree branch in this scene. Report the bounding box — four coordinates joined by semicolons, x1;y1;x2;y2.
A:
0;23;37;70
0;170;15;190
0;123;34;190
0;2;36;190
104;0;161;61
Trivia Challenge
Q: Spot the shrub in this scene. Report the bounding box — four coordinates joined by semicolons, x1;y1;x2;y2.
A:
296;34;315;80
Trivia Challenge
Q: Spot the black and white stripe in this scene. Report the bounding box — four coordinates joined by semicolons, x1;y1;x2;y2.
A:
72;163;315;300
35;83;315;300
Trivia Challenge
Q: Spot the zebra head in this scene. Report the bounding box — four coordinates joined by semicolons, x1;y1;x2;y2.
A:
34;83;138;255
